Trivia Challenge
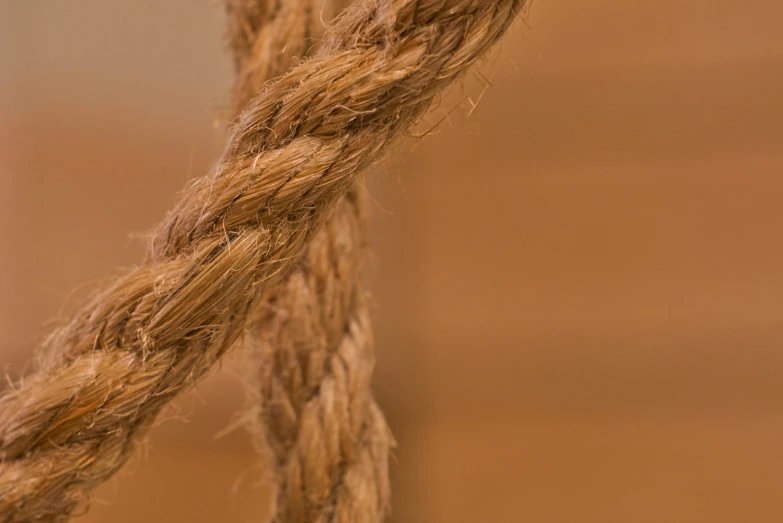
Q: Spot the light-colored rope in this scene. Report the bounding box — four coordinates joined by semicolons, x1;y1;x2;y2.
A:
225;2;392;522
0;1;526;520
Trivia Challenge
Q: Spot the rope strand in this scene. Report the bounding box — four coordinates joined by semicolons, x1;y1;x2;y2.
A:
0;1;526;520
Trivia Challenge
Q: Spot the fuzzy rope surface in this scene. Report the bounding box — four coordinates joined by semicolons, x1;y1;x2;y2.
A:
0;1;526;520
225;2;394;522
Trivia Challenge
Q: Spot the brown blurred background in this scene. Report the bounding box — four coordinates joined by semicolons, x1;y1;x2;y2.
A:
2;1;783;521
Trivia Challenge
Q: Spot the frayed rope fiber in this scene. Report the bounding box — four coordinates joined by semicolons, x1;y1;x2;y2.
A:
0;0;527;520
225;1;393;522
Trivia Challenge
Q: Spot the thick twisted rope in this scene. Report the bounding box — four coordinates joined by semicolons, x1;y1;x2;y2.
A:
225;2;393;522
0;1;526;520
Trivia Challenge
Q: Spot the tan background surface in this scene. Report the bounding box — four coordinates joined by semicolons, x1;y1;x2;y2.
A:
2;1;783;521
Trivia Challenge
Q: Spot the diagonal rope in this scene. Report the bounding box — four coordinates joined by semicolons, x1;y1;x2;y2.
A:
0;1;527;520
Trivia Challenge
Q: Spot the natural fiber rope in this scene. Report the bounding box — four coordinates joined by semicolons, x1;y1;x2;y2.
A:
225;2;393;522
0;1;526;520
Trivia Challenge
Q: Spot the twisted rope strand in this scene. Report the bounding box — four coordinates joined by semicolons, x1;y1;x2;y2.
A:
0;1;526;520
225;2;394;522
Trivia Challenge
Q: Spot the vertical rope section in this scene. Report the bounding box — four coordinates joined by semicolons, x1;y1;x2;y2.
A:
0;1;527;520
225;2;393;522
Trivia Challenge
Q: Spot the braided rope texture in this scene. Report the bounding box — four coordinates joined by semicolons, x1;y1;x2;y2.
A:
0;1;526;520
225;1;393;522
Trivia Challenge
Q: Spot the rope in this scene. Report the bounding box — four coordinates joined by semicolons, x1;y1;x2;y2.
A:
0;1;526;520
225;1;392;521
225;2;394;522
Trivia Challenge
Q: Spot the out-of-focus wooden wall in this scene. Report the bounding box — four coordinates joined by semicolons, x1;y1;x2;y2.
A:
1;1;782;522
